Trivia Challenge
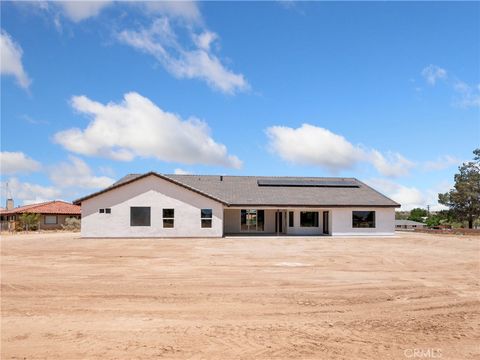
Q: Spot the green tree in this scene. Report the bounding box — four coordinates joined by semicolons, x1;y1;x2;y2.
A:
408;208;427;222
395;211;409;220
18;213;40;231
425;211;451;228
439;149;480;229
426;214;442;228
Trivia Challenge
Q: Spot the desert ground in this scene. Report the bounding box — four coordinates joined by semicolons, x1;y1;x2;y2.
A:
1;232;479;359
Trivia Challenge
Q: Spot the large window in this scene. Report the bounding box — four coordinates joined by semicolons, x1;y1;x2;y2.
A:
289;211;294;227
130;207;151;226
201;209;212;228
300;212;319;227
163;208;174;228
352;211;375;228
241;209;264;231
44;215;58;224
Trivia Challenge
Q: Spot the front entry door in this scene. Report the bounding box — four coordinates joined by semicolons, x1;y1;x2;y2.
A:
275;211;284;234
323;211;329;235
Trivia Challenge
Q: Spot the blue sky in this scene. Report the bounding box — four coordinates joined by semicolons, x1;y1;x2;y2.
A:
1;1;479;210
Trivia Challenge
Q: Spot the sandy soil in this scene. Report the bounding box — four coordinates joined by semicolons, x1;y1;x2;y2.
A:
1;231;479;359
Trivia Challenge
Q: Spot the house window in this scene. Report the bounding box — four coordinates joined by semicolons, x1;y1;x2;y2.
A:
241;209;264;231
130;207;151;226
44;215;58;224
201;208;212;228
300;212;319;227
163;208;174;228
99;209;105;213
289;211;294;227
105;208;111;214
352;211;376;228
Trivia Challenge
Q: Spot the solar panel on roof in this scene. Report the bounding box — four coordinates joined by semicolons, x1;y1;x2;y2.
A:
257;179;359;187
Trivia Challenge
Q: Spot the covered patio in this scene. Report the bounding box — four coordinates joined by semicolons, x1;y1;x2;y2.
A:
223;208;331;236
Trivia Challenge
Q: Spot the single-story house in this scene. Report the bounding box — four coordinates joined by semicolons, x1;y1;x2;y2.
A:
395;219;427;230
0;200;81;231
73;172;400;238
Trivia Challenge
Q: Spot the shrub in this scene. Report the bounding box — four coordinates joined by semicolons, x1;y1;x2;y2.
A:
62;217;81;232
18;213;40;231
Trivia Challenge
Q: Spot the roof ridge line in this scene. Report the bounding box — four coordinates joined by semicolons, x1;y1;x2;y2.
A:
166;174;357;179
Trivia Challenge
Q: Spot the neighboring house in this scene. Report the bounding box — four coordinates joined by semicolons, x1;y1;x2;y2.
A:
74;172;400;238
395;219;427;230
0;200;81;231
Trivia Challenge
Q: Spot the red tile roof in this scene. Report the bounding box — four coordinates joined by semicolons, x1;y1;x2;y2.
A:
0;201;81;216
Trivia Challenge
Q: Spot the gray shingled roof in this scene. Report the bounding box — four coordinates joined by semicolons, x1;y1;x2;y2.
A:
86;173;399;207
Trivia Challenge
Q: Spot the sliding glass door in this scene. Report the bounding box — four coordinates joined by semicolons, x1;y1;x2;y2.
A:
240;209;264;231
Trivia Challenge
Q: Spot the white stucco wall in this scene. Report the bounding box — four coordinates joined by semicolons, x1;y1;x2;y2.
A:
264;210;276;233
330;207;395;236
81;175;224;238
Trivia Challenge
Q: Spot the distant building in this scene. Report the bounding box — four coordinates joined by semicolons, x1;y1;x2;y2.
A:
0;200;81;231
395;219;426;230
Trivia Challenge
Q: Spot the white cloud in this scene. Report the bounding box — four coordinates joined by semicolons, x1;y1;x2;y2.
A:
365;178;425;211
141;1;201;23
173;168;191;175
266;124;363;172
366;178;450;212
0;151;41;175
370;150;415;177
0;157;114;206
424;155;461;171
14;1;246;93
1;177;61;206
421;64;447;85
426;181;452;212
98;165;115;177
193;31;218;51
419;65;479;108
452;80;480;108
57;1;112;22
118;18;249;94
0;29;31;89
266;124;414;177
49;156;115;189
278;0;296;9
54;92;242;168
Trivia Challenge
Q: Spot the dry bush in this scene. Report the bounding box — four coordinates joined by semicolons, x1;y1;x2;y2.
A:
62;217;81;232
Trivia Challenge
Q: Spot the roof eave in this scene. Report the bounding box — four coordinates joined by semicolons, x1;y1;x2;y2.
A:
226;204;401;208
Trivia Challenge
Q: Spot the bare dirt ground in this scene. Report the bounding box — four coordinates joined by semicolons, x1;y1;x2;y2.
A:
1;232;479;359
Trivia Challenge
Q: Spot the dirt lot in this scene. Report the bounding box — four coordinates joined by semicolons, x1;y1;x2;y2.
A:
1;232;479;359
